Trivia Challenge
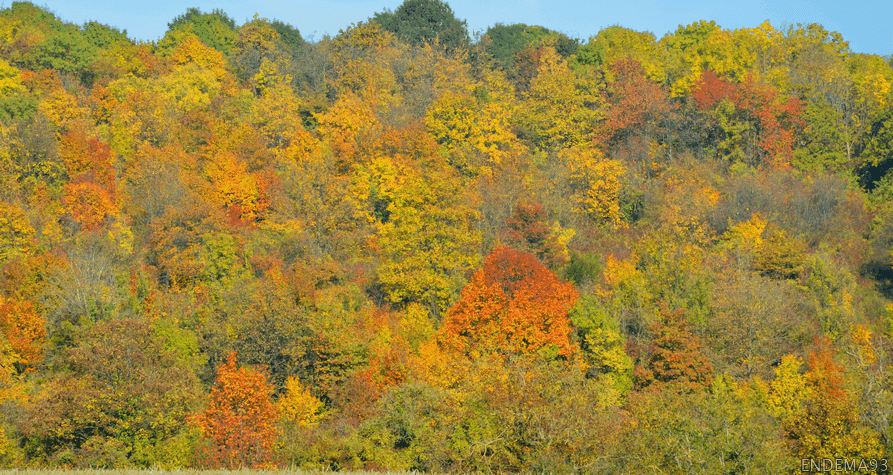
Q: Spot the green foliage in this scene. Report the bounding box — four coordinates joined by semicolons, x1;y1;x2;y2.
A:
199;231;250;284
165;8;238;54
803;254;859;340
81;20;128;49
372;0;469;52
360;356;626;473
570;294;633;395
563;251;602;286
793;99;849;171
484;23;577;70
574;26;659;77
269;20;305;52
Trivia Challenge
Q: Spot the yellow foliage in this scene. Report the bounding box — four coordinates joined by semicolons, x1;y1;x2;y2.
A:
253;58;293;96
412;338;471;392
330;22;400;100
170;34;228;75
317;92;381;169
398;303;436;353
517;47;602;149
0;201;36;263
250;85;312;156
564;147;625;226
602;253;640;288
0;338;24;405
851;324;877;366
278;376;325;427
425;91;519;172
351;155;408;225
108;220;134;255
204;153;267;222
282;128;324;164
156;64;224;112
723;212;768;256
0;58;25;97
767;354;811;421
39;88;89;131
584;26;665;81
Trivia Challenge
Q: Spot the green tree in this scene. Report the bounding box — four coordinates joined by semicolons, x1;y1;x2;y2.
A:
618;379;790;473
164;8;237;54
372;0;469;52
484;23;577;71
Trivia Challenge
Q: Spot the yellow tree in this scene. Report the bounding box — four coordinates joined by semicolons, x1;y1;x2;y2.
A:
316;91;382;172
515;46;602;150
562;147;625;226
203;152;269;224
574;26;665;81
785;340;883;461
356;153;482;318
425;90;520;174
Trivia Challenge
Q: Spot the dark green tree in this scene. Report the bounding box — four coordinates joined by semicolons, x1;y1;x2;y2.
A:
270;20;305;53
372;0;468;52
484;23;577;70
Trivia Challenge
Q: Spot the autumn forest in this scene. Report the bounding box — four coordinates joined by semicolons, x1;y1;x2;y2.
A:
1;0;893;472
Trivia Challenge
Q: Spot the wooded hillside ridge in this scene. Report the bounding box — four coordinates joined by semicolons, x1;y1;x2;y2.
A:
1;0;893;472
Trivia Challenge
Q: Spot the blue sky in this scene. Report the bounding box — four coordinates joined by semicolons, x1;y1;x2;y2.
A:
16;0;893;55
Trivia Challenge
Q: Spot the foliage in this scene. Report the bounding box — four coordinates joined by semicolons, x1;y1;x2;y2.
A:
21;319;202;467
484;23;577;70
1;4;892;470
691;71;804;169
633;305;714;392
501;202;574;268
372;0;469;53
784;339;884;460
192;352;279;469
165;8;237;54
515;47;602;149
278;376;326;427
440;247;578;358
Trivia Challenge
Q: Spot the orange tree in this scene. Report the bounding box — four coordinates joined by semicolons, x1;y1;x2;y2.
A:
439;246;578;359
192;352;279;468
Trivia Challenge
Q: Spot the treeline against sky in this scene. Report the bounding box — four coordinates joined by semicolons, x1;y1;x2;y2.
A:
1;0;893;471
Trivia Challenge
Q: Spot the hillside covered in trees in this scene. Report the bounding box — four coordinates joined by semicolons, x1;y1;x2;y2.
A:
1;0;893;471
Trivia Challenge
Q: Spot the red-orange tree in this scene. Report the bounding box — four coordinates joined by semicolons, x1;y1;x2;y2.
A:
691;71;804;169
440;247;578;358
192;352;279;469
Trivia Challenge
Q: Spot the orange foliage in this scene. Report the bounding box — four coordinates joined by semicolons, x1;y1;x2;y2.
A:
62;182;118;230
633;305;714;392
59;129;116;192
0;295;45;365
692;71;804;169
192;352;279;469
784;338;883;459
440;247;578;358
204;152;269;224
